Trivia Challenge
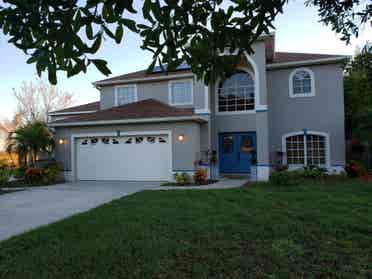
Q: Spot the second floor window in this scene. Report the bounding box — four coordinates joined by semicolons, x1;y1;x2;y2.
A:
218;72;255;112
169;80;193;105
289;68;315;98
116;85;137;106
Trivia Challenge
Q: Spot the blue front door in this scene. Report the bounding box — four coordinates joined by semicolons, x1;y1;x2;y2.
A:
219;132;256;173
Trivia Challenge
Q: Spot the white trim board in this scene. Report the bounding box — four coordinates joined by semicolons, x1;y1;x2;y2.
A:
70;130;173;182
94;73;194;87
49;116;206;127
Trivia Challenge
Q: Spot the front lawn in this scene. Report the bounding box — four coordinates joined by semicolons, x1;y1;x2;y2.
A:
0;180;371;278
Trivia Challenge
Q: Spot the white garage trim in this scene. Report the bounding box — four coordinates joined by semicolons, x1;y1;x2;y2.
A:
50;116;205;127
71;130;173;181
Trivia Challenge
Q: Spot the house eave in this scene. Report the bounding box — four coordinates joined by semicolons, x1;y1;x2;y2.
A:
93;73;194;87
266;56;349;70
48;116;206;127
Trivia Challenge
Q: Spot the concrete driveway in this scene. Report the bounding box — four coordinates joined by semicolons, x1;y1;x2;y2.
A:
0;181;161;242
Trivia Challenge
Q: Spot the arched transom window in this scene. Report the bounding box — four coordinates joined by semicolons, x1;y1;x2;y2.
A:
284;132;328;166
218;72;255;112
289;68;315;97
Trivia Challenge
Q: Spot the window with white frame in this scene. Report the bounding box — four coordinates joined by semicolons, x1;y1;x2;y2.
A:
218;71;255;112
116;85;137;106
289;68;315;97
169;80;193;105
284;132;327;166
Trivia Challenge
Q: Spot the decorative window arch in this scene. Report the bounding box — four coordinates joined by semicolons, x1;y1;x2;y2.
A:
217;71;255;112
282;131;330;168
289;68;315;98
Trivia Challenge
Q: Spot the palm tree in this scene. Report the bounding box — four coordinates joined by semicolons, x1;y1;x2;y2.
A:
7;121;54;167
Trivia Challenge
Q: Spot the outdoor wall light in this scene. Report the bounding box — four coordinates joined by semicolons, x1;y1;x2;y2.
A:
58;139;65;145
177;134;185;142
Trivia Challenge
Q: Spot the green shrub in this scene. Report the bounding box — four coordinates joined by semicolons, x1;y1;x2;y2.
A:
0;167;11;186
174;172;191;185
345;161;367;178
302;165;327;179
42;162;61;184
13;167;27;179
270;170;299;186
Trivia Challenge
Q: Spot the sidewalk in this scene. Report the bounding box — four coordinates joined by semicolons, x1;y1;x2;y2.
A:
151;178;249;190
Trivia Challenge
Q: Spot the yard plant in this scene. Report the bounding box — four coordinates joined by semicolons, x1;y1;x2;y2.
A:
0;179;371;278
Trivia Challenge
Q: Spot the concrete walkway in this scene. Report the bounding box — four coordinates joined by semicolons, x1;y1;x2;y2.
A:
152;178;249;190
0;181;161;242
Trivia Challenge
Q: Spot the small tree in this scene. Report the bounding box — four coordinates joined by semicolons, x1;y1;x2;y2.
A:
13;78;74;124
345;43;372;137
7;122;54;167
344;43;372;168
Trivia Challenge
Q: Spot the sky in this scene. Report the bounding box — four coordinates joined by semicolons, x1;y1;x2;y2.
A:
0;0;370;119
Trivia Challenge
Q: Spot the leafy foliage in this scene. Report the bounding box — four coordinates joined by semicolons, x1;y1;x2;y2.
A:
345;160;367;178
306;0;371;43
302;165;327;179
0;165;11;186
270;170;300;186
0;1;370;84
345;44;372;143
7;121;54;167
174;172;192;185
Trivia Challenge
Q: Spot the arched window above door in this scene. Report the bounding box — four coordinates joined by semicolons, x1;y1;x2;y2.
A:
218;71;255;113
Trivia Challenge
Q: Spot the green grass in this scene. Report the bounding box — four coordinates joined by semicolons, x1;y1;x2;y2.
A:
0;180;371;278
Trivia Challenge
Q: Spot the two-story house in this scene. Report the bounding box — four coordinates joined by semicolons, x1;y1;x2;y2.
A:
49;33;347;182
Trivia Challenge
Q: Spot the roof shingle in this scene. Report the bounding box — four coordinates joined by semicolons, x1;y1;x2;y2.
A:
50;101;100;114
271;52;343;64
50;99;194;124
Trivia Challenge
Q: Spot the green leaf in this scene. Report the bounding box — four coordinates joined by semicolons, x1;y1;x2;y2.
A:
91;59;111;76
26;56;38;64
90;34;102;54
102;25;115;39
115;24;123;43
122;19;138;33
86;24;93;40
48;66;57;85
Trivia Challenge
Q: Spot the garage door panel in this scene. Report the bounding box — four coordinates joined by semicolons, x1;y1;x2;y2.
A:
76;135;171;181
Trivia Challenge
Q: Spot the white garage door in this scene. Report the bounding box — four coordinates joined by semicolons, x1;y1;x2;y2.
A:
76;134;171;181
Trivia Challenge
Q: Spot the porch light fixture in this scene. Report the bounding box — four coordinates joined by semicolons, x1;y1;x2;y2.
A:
177;134;185;142
58;138;65;145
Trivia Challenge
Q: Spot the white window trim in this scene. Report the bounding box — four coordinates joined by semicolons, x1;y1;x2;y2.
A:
114;84;138;106
289;68;315;98
215;68;257;115
282;130;330;169
168;79;194;106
